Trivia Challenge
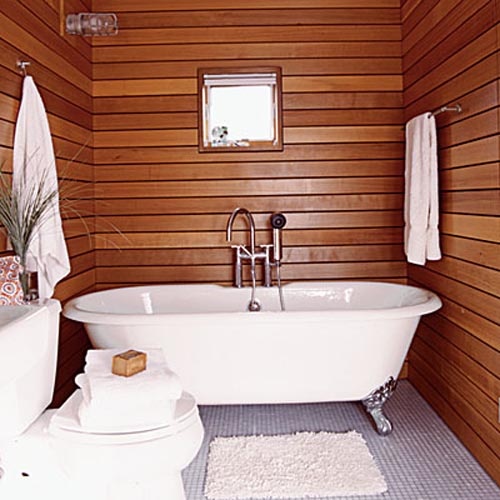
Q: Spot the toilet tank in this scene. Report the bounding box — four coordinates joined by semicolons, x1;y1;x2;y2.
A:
0;299;61;438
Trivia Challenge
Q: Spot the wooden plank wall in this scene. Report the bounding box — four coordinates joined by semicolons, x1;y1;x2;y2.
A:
0;0;498;486
0;0;95;406
401;0;500;484
92;0;406;288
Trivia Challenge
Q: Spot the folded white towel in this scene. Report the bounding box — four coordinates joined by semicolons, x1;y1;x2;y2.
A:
73;349;183;431
82;349;182;405
75;373;178;431
404;112;442;265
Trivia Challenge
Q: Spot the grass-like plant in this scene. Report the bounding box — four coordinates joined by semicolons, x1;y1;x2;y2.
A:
0;143;128;299
0;167;59;292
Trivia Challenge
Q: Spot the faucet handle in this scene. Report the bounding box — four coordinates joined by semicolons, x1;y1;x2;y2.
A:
258;244;272;259
231;244;252;258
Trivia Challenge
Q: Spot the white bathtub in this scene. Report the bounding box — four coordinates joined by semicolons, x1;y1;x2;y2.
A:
63;281;441;434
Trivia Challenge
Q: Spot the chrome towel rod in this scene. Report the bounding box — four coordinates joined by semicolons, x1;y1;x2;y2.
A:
431;103;462;116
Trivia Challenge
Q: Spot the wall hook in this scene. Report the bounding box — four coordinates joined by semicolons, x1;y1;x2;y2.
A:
16;60;31;76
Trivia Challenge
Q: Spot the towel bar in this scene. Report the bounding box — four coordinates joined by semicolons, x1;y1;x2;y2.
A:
430;103;462;117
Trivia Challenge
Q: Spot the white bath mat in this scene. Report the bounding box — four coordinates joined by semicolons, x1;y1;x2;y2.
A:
204;431;387;499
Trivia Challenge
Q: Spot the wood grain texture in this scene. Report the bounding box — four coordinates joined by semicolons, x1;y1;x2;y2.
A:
403;0;500;486
0;0;94;404
99;1;400;12
92;4;404;299
2;3;499;485
94;58;403;81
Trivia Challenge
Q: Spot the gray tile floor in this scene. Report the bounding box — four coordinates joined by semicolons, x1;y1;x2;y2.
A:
183;381;500;500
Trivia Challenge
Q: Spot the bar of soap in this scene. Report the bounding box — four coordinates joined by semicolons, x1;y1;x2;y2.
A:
112;349;147;377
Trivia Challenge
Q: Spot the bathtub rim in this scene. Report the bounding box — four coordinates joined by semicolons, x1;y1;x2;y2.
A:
63;281;442;326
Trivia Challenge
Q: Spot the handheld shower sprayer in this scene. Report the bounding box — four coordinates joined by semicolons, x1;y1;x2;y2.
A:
270;212;287;264
270;212;287;311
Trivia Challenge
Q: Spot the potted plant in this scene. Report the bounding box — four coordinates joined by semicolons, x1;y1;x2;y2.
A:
0;167;58;299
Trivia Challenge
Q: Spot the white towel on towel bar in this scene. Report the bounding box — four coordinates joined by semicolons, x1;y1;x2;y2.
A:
12;76;70;299
404;112;441;265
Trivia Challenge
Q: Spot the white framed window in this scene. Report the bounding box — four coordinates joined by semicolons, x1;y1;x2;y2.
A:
198;67;283;152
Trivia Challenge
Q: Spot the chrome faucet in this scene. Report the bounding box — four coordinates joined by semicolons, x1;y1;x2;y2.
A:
226;207;256;259
226;208;265;311
226;208;270;289
226;208;287;287
226;208;287;312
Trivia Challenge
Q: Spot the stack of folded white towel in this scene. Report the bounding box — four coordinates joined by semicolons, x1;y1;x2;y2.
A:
75;349;182;432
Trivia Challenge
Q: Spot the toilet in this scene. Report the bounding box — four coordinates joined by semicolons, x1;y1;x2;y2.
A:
0;299;204;500
49;389;203;500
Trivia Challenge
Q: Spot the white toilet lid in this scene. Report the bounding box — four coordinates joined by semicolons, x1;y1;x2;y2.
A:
49;390;199;445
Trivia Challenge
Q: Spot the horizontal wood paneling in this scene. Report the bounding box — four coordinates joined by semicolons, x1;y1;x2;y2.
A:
93;0;404;293
440;235;499;269
3;3;498;488
94;125;403;146
110;6;401;26
94;194;403;217
93;160;403;181
94;178;402;198
94;59;403;81
0;0;95;404
96;261;406;285
94;144;404;164
441;213;499;243
403;0;500;485
100;1;401;12
95;109;403;131
405;2;495;90
96;227;403;249
95;42;402;63
96;244;404;266
94;26;401;47
94;211;402;232
403;0;493;67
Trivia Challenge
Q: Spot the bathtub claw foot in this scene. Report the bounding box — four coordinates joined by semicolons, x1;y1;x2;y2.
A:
366;407;393;436
362;377;397;436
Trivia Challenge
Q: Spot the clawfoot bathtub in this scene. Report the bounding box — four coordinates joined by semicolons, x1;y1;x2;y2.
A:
63;281;441;435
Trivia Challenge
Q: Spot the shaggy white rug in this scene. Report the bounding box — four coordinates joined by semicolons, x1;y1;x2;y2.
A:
204;431;387;499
